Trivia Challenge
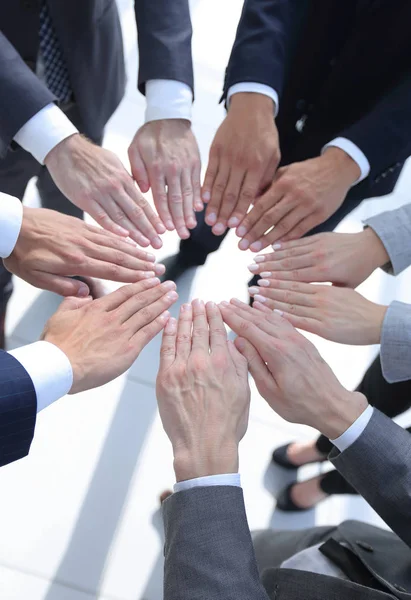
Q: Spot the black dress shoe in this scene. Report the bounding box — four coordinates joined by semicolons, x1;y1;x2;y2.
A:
272;443;300;470
159;253;198;283
276;483;310;512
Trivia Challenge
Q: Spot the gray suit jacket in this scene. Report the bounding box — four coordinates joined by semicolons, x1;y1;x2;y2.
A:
0;0;193;158
162;409;411;600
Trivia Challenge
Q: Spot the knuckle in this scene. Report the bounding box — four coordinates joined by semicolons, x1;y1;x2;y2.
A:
177;333;191;345
169;193;184;206
240;187;255;201
182;185;193;198
213;181;226;195
262;211;274;227
223;191;237;205
167;161;180;177
139;306;153;322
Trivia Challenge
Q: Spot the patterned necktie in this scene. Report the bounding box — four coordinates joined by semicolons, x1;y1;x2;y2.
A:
38;0;72;103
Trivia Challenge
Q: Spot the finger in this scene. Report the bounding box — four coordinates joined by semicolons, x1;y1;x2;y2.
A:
260;204;311;248
167;174;189;239
255;278;317;303
128;145;150;193
176;303;193;360
126;290;178;335
192;161;203;212
251;300;272;314
202;149;219;205
58;295;93;312
149;169;174;231
219;301;274;360
213;168;244;233
181;168;197;230
117;280;177;323
95;277;161;311
130;309;171;350
224;297;295;339
236;188;284;250
191;298;209;353
206;301;228;352
205;160;230;228
31;272;91;297
89;230;157;262
100;194;151;247
159;316;177;370
80;242;160;275
87;198;129;237
277;311;320;336
227;171;261;229
122;183;166;246
281;213;324;243
234;337;271;384
245;198;296;252
252;296;316;319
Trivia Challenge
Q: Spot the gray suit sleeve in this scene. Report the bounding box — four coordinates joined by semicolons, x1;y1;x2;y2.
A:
0;31;55;158
380;301;411;383
162;486;270;600
135;0;194;95
330;409;411;548
365;203;411;276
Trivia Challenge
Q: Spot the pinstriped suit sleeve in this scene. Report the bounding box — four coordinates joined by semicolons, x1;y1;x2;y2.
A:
0;350;36;468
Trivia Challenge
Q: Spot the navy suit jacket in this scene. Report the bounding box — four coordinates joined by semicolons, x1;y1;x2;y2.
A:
0;0;193;158
0;351;37;468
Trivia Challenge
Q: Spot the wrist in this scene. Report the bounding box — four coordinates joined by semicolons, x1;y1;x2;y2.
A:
319;390;369;440
173;443;239;483
361;227;390;271
322;146;361;187
229;92;275;118
44;132;81;166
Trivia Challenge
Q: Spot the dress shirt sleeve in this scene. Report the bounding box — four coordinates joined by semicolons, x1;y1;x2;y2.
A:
145;80;193;123
9;341;73;413
322;137;370;185
330;405;374;453
174;473;241;493
227;83;279;117
13;103;78;165
0;193;23;259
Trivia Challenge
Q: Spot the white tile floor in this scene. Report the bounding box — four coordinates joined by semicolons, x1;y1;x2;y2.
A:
2;1;411;598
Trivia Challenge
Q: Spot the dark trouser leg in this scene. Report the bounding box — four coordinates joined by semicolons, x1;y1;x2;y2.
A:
316;354;411;494
36;103;104;219
252;525;336;575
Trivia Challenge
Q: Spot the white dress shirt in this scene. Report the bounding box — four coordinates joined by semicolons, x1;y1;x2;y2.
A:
228;84;370;184
13;80;193;165
0;192;74;413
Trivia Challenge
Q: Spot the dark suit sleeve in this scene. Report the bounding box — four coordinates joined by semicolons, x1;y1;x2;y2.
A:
134;0;194;95
223;0;301;99
331;409;411;548
0;351;37;467
0;31;56;159
163;486;270;600
336;75;411;185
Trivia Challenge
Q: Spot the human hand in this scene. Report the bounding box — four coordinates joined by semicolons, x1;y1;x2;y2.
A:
203;93;280;235
128;119;202;239
156;299;250;482
44;134;166;248
248;280;387;345
220;298;368;440
248;228;389;288
42;278;178;393
236;147;360;252
3;207;165;297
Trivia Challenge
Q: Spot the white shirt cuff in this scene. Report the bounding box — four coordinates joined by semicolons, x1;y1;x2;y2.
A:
331;405;374;453
0;193;23;259
174;473;241;493
227;83;279;117
9;341;73;413
145;79;193;123
13;103;79;165
322;137;370;185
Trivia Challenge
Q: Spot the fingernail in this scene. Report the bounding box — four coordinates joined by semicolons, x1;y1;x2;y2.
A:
260;271;272;278
155;263;166;275
146;252;155;261
146;277;160;285
195;202;204;212
250;241;262;252
239;239;250;251
207;301;217;309
156;223;167;234
193;298;205;309
181;303;191;311
202;191;211;202
254;255;266;263
274;309;284;316
236;226;247;238
163;280;177;291
77;284;89;297
272;243;282;250
213;223;226;236
166;291;178;301
166;220;175;231
254;294;267;303
180;228;190;239
161;310;171;320
236;338;245;351
166;316;177;332
247;263;259;272
115;226;130;237
258;279;270;287
228;216;240;228
206;212;217;226
219;301;230;307
248;286;259;295
144;271;156;278
187;218;197;229
153;236;163;248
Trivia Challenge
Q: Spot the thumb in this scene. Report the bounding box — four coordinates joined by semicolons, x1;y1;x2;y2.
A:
32;272;90;298
58;295;93;312
128;143;150;193
234;337;271;385
227;339;248;379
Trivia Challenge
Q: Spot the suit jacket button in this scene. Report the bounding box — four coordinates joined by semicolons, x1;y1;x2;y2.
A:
356;541;374;552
